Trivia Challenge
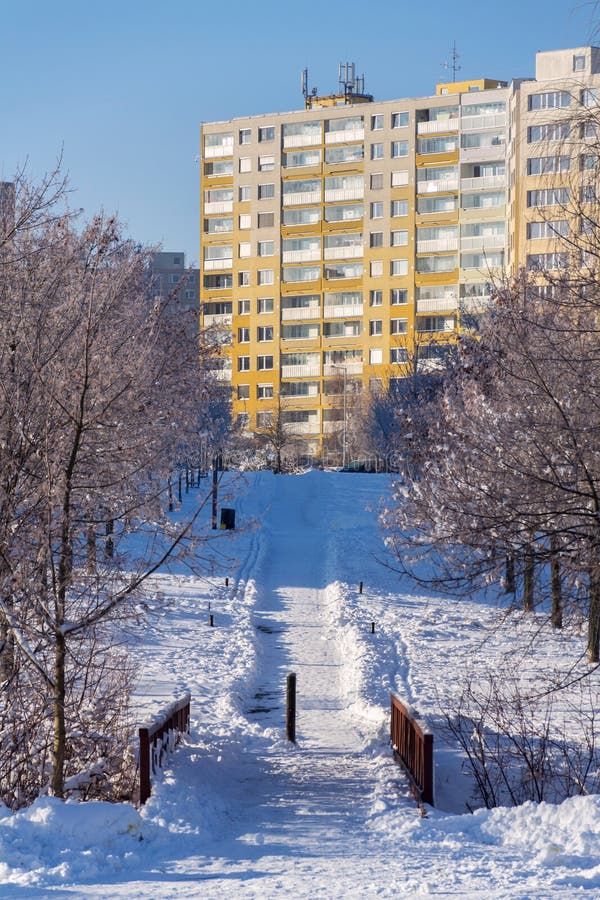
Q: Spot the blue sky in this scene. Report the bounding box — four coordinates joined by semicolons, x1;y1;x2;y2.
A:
0;0;595;264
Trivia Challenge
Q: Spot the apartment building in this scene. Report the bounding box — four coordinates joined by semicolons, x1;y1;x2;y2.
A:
200;47;600;459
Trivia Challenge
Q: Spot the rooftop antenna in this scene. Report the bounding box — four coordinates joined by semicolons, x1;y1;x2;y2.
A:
301;67;318;106
442;41;461;82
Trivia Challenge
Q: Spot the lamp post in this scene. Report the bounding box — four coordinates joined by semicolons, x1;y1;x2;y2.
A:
332;363;348;469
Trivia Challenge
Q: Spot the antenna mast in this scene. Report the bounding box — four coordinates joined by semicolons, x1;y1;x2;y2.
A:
442;41;461;82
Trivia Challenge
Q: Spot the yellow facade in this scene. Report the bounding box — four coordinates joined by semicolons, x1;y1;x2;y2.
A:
200;47;600;461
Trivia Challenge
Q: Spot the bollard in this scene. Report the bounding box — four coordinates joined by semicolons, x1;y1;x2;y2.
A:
371;621;375;634
225;576;229;587
209;614;214;627
359;581;363;594
286;672;296;743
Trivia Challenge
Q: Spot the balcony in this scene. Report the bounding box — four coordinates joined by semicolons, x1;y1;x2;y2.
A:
416;238;458;253
282;191;322;207
460;295;492;311
203;313;233;326
204;144;234;158
210;366;232;381
417;118;459;135
323;245;363;260
460;113;507;131
416;178;459;194
323;362;363;376
204;201;233;215
416;297;459;313
323;421;343;434
325;127;365;144
285;421;321;435
460;234;505;251
281;364;321;378
283;132;322;148
203;258;233;271
281;306;321;320
324;188;364;202
460;143;506;164
323;303;363;318
282;249;321;263
461;175;506;191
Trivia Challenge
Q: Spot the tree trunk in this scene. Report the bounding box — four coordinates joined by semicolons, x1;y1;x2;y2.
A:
51;629;66;797
550;536;563;629
588;568;600;664
523;545;535;612
505;554;515;595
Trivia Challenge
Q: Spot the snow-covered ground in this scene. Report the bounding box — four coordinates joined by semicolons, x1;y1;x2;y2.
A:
2;471;600;898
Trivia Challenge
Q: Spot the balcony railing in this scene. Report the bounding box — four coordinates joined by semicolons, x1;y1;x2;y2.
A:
460;112;507;131
417;118;459;135
416;297;459;313
324;245;363;260
460;294;492;311
323;303;363;318
203;313;233;326
323;421;343;434
282;249;321;263
459;144;506;164
416;238;458;253
204;201;233;215
283;132;322;148
203;258;233;271
325;127;364;144
460;234;505;251
281;364;321;378
324;188;364;202
416;178;459;194
323;362;363;376
211;367;232;381
204;144;234;158
461;175;507;191
281;306;321;320
282;191;322;207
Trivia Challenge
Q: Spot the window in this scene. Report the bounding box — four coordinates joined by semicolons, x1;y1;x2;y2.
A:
258;212;275;228
239;157;251;173
417;315;456;332
259;155;275;171
257;384;274;399
581;153;598;171
239;128;251;144
392;140;408;158
370;201;383;219
256;411;273;428
371;143;384;160
369;320;383;336
204;216;233;234
528;91;570;110
259;125;275;142
527;156;570;175
238;327;250;342
391;288;407;305
369;348;383;365
237;413;250;429
239;271;250;286
257;355;274;370
574;54;586;72
527;252;569;270
284;149;321;168
391;347;408;363
581;88;598;107
390;318;408;335
239;214;251;229
238;299;250;315
168;274;180;284
581;185;597;203
258;297;274;313
527;123;570;143
370;289;383;306
324;203;363;222
258;240;274;256
370;231;383;248
527;220;569;239
258;183;275;200
258;269;274;285
391;170;409;187
371;114;384;130
238;356;250;371
391;230;408;246
257;326;273;341
237;384;250;399
392;111;409;128
370;173;383;190
527;187;570;207
325;145;364;164
285;207;321;226
238;242;251;258
204;160;234;177
370;260;383;277
239;185;251;202
392;199;408;217
581;121;597;138
391;259;409;276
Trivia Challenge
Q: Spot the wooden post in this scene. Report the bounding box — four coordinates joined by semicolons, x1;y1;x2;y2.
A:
371;621;375;633
139;727;151;804
286;672;296;743
225;576;229;587
212;457;218;529
209;613;214;627
359;581;363;594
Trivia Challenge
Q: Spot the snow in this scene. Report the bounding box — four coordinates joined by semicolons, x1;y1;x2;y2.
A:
1;470;600;898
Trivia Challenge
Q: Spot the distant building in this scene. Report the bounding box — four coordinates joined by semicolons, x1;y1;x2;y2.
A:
151;251;199;315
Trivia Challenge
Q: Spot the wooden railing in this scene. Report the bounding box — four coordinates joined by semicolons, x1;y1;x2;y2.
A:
138;692;191;805
390;692;434;807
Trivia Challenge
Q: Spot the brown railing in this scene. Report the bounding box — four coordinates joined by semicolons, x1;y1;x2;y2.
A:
138;692;191;805
390;692;434;807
